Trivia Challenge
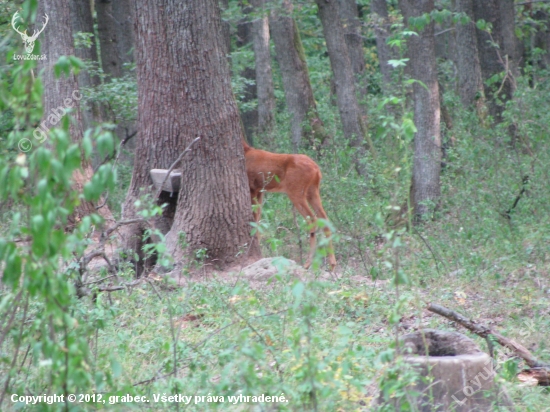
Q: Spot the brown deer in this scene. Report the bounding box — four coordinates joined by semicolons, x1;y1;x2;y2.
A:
243;140;337;271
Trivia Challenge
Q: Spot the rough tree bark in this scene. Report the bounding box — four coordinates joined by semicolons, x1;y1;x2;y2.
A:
251;0;275;135
371;0;397;95
269;0;328;150
399;0;441;220
473;0;513;122
123;0;259;274
336;0;368;97
39;0;113;226
70;0;101;130
315;0;374;175
455;0;484;109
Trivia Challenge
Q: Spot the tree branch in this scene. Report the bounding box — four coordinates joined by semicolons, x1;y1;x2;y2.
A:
427;303;549;369
154;136;201;199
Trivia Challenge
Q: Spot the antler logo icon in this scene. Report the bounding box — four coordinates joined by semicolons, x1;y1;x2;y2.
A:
11;12;49;54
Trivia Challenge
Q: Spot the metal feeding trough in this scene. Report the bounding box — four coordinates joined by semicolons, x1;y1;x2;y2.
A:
150;169;181;193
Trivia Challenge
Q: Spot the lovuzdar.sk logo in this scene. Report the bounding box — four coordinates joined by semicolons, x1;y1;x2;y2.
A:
11;11;48;60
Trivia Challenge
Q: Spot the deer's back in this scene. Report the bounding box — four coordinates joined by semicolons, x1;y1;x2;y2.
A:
244;148;321;193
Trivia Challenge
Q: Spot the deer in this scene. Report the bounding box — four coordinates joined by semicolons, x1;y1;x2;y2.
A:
12;12;49;54
242;140;337;271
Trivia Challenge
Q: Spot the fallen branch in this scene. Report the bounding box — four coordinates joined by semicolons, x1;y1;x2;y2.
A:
97;280;142;293
503;175;529;220
427;303;550;369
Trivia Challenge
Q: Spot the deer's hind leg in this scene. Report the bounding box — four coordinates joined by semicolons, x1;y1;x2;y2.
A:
288;192;318;269
251;189;264;240
307;185;337;271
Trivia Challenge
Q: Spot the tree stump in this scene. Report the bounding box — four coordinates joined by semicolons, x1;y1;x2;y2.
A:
385;329;513;411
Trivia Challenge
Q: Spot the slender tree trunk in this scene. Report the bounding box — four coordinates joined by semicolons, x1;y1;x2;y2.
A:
39;0;113;227
124;0;259;274
70;0;101;130
399;0;441;220
269;0;328;150
371;0;397;95
455;0;484;109
500;0;521;77
533;10;550;70
219;0;231;59
336;0;367;97
315;0;374;175
251;0;275;135
236;7;259;143
473;0;513;122
96;0;136;166
96;0;122;78
112;0;135;66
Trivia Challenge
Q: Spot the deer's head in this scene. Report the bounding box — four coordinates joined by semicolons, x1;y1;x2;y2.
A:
12;12;49;54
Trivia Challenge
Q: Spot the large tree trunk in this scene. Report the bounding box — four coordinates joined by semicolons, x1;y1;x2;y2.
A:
399;0;441;220
39;0;113;227
371;0;397;95
315;0;373;175
163;0;260;270
455;0;484;109
473;0;513;122
70;0;101;130
123;0;259;274
336;0;367;98
269;0;328;150
251;0;275;135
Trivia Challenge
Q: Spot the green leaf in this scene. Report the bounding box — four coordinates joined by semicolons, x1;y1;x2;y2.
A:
54;56;71;78
388;59;409;68
110;358;122;378
292;282;305;299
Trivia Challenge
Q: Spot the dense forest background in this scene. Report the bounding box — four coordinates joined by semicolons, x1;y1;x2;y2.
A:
0;0;549;410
